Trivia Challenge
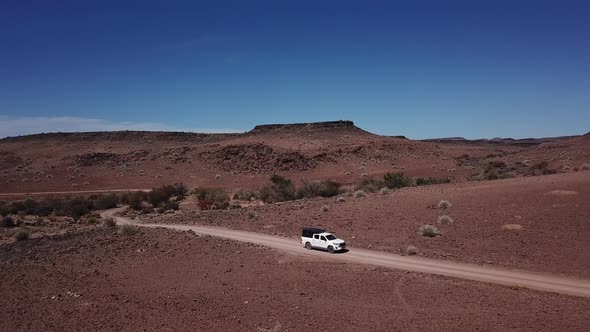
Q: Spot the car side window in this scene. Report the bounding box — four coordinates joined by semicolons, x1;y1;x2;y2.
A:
313;234;319;240
321;236;327;241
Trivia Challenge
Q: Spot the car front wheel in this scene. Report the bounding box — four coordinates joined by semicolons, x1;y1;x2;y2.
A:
327;245;335;254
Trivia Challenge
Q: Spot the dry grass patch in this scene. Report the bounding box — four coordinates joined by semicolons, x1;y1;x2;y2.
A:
501;224;524;231
405;245;418;255
119;224;139;236
103;217;117;228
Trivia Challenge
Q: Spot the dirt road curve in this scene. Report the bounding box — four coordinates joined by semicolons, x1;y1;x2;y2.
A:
102;207;590;298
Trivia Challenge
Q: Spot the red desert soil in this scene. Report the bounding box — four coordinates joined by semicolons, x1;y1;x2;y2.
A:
144;172;590;277
1;227;589;331
3;121;587;194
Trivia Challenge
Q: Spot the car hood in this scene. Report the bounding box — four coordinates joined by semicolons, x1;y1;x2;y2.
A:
331;239;345;245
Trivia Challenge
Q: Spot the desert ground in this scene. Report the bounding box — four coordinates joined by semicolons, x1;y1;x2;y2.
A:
1;121;590;331
2;228;589;331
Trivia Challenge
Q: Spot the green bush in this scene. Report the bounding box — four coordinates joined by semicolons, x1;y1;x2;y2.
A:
0;195;124;219
320;180;341;197
192;187;230;210
160;200;179;212
0;201;9;217
120;186;184;209
1;216;15;228
21;198;39;215
147;183;187;207
148;189;169;207
383;172;413;189
259;175;297;203
14;228;30;241
64;198;94;220
297;180;341;199
121;191;148;210
94;194;119;210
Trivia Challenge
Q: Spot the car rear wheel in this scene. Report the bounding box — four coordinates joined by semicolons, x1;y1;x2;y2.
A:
327;245;335;254
305;242;312;250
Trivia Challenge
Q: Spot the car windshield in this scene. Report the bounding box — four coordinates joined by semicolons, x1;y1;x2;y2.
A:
325;234;337;240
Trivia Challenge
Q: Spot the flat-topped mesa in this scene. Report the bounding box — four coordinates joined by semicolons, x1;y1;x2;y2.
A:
249;120;360;134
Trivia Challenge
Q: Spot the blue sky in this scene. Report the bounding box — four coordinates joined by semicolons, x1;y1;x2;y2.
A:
1;0;589;139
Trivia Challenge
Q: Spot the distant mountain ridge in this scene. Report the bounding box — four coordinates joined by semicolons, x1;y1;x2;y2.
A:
423;135;582;147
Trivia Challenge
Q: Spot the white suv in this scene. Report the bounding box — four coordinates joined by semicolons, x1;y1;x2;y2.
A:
301;227;346;253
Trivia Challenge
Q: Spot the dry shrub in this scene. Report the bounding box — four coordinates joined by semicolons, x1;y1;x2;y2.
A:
234;189;258;201
354;190;366;198
103;217;117;228
297;180;341;198
405;245;418;255
418;224;440;237
119;224;139;236
527;161;557;176
415;177;452;186
437;215;454;224
192;187;230;210
437;200;452;209
161;200;179;211
355;177;384;193
383;172;413;189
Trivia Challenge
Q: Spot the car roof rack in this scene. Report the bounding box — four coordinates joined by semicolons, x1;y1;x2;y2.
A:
302;227;326;233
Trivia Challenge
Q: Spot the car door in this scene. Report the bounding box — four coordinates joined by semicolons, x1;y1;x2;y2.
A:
319;235;329;250
311;234;319;248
